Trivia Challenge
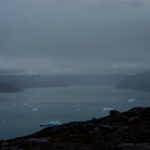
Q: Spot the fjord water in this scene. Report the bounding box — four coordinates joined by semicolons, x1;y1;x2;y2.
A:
0;85;150;139
0;0;150;140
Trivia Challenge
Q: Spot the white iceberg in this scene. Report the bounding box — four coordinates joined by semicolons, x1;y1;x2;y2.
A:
40;120;62;127
128;99;136;103
32;108;39;111
23;103;29;106
103;107;114;111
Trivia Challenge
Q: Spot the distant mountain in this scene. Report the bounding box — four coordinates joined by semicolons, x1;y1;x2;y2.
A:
0;82;22;93
116;72;150;91
0;74;127;89
0;74;127;93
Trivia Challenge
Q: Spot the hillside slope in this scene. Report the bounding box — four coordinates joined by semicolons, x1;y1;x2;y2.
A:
1;107;150;150
116;72;150;91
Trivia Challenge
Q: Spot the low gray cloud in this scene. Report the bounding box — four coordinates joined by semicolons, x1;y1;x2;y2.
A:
0;0;150;75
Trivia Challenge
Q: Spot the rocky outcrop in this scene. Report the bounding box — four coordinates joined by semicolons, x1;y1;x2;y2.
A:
1;107;150;150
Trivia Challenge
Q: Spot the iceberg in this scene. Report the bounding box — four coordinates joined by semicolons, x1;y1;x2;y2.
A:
40;120;62;127
103;107;114;111
32;108;39;111
23;103;29;106
128;99;136;103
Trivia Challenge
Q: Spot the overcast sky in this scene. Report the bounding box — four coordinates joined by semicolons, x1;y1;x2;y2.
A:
0;0;150;75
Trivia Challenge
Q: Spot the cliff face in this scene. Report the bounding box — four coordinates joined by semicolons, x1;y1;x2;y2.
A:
116;72;150;91
1;107;150;150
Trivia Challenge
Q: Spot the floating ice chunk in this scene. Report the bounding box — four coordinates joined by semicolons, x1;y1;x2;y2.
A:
128;99;136;103
32;108;39;111
23;103;29;106
40;120;62;127
103;107;114;111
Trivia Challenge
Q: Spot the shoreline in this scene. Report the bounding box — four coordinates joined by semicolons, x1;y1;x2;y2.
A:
1;107;150;150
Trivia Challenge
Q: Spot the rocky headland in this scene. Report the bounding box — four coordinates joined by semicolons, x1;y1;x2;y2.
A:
1;107;150;150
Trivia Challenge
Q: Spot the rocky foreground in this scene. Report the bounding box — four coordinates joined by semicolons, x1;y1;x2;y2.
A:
1;107;150;150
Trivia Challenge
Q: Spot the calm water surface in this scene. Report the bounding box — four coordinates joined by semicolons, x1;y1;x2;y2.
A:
0;85;150;139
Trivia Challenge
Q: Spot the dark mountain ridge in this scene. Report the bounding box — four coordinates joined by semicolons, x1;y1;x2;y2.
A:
116;72;150;91
0;74;127;92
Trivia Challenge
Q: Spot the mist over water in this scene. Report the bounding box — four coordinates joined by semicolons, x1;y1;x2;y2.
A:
0;0;150;74
0;0;150;141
